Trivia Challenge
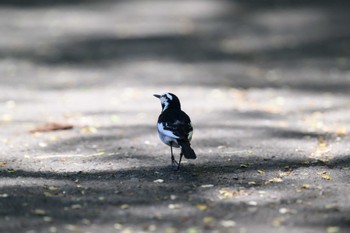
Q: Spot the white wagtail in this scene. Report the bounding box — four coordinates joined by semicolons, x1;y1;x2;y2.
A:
154;92;196;170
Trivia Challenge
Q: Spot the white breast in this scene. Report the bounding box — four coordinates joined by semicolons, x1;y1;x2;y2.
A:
157;123;180;147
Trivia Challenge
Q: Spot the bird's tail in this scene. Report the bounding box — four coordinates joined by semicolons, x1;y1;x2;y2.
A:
179;141;196;159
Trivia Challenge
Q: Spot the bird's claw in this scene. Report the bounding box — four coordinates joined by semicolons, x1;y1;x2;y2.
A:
171;157;180;170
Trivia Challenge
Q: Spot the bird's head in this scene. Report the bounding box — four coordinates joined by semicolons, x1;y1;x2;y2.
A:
154;92;181;111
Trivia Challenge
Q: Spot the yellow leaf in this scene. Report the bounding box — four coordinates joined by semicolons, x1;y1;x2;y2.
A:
301;184;310;189
114;223;123;230
272;217;286;227
43;192;54;197
321;175;332;180
203;216;215;224
120;204;129;209
32;209;47;215
196;204;209;211
336;127;347;137
257;170;266;174
80;126;98;134
266;177;283;184
277;171;291;178
187;227;199;233
165;227;177;233
327;226;340;233
48;186;59;191
219;188;248;198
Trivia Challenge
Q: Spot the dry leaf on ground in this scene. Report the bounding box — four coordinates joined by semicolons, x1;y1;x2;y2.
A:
29;122;73;133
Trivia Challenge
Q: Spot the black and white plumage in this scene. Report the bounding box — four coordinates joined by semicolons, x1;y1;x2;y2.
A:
154;92;196;170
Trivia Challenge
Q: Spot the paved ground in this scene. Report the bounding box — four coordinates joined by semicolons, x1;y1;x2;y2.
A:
1;0;350;233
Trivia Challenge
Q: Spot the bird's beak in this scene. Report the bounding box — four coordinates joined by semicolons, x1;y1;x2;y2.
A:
153;94;161;98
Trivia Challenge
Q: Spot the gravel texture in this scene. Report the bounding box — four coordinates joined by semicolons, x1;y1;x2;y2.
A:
0;1;350;233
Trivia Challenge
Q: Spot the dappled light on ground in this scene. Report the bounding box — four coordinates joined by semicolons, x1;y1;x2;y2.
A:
0;0;350;232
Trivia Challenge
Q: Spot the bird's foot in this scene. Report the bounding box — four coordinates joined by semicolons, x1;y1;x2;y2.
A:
171;157;179;171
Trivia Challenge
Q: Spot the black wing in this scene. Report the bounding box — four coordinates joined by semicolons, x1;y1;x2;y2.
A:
158;109;193;141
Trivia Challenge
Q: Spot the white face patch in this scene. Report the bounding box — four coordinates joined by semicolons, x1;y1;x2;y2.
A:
160;96;169;111
165;93;173;100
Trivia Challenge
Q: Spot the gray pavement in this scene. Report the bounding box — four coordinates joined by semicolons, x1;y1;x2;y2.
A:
0;0;350;233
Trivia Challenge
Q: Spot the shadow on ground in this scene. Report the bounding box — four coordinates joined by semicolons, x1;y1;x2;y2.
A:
1;154;349;232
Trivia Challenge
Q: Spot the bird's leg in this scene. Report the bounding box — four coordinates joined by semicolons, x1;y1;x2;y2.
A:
170;143;179;168
177;152;183;170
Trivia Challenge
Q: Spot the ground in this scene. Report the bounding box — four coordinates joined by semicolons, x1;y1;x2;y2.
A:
0;0;350;233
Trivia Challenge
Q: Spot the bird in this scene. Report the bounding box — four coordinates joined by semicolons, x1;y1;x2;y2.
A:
154;92;196;170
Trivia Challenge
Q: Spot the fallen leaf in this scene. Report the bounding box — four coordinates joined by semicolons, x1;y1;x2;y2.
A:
43;216;53;222
335;127;347;137
266;177;283;184
186;227;199;233
38;142;48;148
145;225;157;232
196;204;209;211
312;136;331;157
277;171;292;177
301;184;310;189
257;170;266;174
114;223;123;230
43;192;54;197
64;225;78;231
120;204;129;209
29;122;73;133
247;201;258;206
279;208;290;214
80;126;98;134
219;188;249;198
240;164;248;168
321;174;332;180
203;216;215;225
153;179;164;183
168;204;181;209
81;219;91;225
71;204;82;209
0;162;6;167
325;204;340;211
220;220;236;227
48;186;59;191
316;171;332;180
49;226;57;233
32;209;47;215
2;114;12;122
272;216;286;227
165;227;178;233
201;184;214;188
327;226;340;233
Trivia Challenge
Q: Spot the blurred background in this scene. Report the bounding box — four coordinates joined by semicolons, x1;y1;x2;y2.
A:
1;0;349;156
1;0;350;233
1;0;349;90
